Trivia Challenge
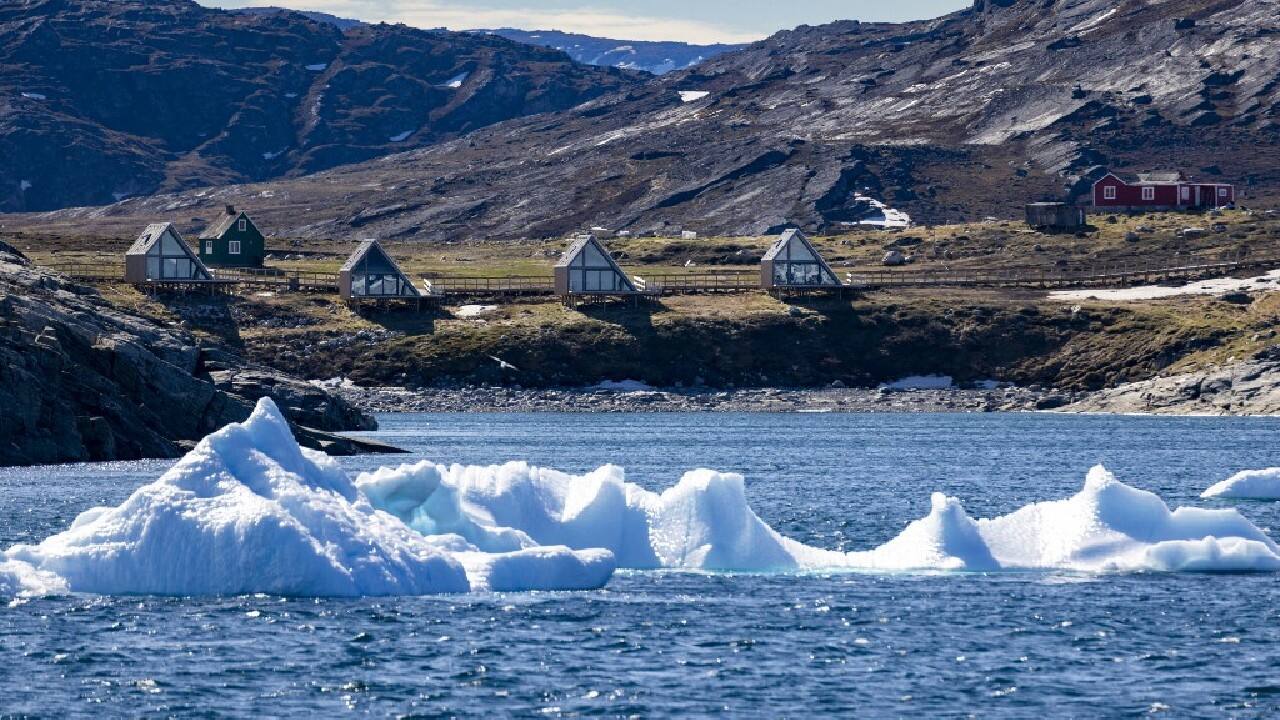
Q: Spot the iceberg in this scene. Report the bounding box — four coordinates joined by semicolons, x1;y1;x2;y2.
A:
1202;468;1280;499
6;404;1279;599
1;399;613;597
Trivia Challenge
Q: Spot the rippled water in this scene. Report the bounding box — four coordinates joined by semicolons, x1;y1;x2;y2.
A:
4;412;1280;717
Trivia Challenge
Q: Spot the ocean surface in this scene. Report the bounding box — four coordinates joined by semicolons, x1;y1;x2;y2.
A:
3;412;1280;717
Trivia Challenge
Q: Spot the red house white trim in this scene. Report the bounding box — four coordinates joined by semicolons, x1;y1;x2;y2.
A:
1092;172;1235;209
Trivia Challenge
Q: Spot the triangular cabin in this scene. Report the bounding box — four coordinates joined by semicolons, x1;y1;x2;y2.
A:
338;239;421;300
553;234;636;296
198;205;266;268
124;223;214;283
759;229;842;289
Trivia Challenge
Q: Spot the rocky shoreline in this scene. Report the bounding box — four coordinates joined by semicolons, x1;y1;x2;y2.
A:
1064;348;1280;416
331;383;1074;414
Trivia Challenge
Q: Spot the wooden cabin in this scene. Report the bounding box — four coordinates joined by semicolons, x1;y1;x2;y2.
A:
338;239;421;301
1093;172;1235;210
759;229;842;290
553;234;637;297
124;223;214;284
198;205;266;268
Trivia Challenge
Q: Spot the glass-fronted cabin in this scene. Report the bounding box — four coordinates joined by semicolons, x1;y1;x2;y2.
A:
759;229;842;289
338;239;421;300
553;234;636;295
124;223;214;283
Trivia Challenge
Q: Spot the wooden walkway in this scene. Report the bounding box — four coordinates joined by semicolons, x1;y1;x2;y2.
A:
845;250;1280;290
40;248;1280;301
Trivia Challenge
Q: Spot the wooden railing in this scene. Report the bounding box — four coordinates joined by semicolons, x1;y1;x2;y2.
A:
631;271;758;293
419;275;555;296
41;263;124;282
209;267;337;291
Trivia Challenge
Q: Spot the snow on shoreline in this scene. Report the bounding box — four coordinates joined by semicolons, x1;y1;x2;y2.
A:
4;402;1279;598
1050;269;1280;302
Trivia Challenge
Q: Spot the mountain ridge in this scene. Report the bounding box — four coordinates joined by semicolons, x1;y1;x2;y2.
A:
11;0;1280;241
0;0;641;212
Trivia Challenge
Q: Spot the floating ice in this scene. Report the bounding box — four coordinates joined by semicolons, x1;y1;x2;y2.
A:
305;63;327;71
1;400;614;597
357;463;1280;575
1203;468;1280;499
388;130;413;142
6;407;1278;599
972;466;1280;572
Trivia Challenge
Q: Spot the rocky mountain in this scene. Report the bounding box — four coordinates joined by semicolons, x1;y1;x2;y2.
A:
477;29;742;75
14;0;1280;241
0;0;640;212
0;242;393;466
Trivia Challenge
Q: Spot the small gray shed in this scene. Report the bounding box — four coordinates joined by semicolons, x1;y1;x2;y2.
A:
1025;202;1087;231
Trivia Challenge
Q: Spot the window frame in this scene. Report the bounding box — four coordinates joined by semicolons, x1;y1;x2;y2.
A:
229;240;242;255
238;218;247;232
1103;185;1117;200
1141;186;1156;201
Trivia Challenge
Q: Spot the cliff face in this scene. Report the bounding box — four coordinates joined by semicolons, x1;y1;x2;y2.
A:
27;0;1278;241
0;245;384;467
0;0;640;212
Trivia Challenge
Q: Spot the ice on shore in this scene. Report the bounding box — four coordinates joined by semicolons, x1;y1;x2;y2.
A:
1202;468;1280;499
5;404;1279;598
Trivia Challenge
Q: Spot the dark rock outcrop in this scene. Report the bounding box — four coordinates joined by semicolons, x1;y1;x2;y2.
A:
0;247;393;467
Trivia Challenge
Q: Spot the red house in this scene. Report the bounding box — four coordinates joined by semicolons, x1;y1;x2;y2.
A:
1092;171;1235;210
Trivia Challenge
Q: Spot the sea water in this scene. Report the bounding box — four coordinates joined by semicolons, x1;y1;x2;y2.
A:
3;412;1280;716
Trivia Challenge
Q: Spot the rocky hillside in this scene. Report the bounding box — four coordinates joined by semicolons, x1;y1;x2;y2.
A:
22;0;1277;243
0;243;392;466
478;29;742;75
0;0;639;212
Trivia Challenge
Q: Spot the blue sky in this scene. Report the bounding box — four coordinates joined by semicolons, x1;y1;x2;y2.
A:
205;1;969;43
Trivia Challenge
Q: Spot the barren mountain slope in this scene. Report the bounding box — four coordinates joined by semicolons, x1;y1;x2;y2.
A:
0;0;640;212
14;0;1280;241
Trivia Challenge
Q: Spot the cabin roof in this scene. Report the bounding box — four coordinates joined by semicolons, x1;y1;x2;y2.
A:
1136;171;1185;184
554;234;598;268
199;209;253;240
126;223;177;255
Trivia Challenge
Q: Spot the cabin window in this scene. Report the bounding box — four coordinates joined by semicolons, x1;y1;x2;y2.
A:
205;240;213;254
1219;187;1229;197
1103;186;1117;200
238;219;247;232
1141;187;1155;201
229;241;241;255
